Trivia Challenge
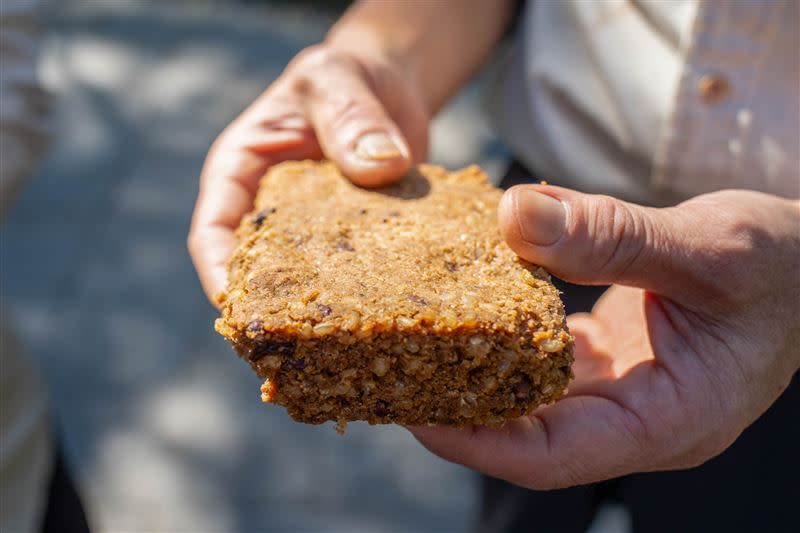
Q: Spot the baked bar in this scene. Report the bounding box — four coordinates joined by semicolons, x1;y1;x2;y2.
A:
215;161;573;431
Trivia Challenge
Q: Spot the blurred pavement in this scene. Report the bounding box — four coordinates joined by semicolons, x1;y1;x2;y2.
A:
3;1;508;531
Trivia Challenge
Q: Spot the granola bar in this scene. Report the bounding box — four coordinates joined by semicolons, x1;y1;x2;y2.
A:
215;161;573;431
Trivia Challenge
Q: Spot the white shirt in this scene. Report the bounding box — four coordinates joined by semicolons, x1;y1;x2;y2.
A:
489;0;799;205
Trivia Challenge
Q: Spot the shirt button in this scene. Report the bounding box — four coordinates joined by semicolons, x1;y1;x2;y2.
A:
698;74;730;104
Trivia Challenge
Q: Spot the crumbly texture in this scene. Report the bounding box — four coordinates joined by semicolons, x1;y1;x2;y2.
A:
215;160;573;431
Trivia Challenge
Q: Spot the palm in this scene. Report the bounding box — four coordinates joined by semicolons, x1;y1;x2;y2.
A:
411;285;718;489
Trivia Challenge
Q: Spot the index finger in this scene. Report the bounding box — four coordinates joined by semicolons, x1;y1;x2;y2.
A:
189;122;320;302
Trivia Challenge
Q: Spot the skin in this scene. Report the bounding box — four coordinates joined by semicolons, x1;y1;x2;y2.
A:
189;0;800;489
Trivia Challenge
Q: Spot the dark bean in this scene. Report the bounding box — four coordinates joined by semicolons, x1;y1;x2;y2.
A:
359;208;368;215
285;359;306;371
316;303;332;316
335;241;354;252
408;294;428;306
514;377;532;400
245;320;263;336
444;261;458;272
249;339;297;361
252;207;276;227
373;400;390;417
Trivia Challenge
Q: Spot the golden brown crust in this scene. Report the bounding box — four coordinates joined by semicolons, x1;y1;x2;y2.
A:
215;161;573;430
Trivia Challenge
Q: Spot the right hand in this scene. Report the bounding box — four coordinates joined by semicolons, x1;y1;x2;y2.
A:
188;43;430;301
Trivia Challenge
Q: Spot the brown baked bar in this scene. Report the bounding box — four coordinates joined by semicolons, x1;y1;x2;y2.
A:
215;161;573;431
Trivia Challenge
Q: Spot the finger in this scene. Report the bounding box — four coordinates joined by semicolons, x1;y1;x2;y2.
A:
296;62;412;187
497;185;700;297
407;391;652;490
189;126;320;301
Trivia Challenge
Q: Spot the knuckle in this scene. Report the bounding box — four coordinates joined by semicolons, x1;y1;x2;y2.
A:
326;97;384;131
208;131;234;157
288;46;366;98
582;195;650;280
287;44;335;72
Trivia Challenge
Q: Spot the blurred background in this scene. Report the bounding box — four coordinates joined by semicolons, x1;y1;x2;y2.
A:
3;0;509;531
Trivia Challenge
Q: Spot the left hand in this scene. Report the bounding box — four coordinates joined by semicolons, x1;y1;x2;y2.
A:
409;186;800;489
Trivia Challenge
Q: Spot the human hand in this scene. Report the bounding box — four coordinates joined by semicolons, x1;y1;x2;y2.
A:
410;187;800;489
188;43;429;300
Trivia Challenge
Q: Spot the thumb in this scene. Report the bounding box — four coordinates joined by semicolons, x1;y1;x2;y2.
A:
498;184;690;296
299;63;413;187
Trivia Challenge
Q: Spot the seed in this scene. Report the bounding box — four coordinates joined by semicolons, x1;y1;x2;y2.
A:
342;310;361;332
332;383;352;396
301;289;320;303
462;313;478;327
402;357;423;374
313;322;336;336
316;303;332;317
405;339;420;353
298;322;313;339
371;357;389;377
444;261;458;272
396;316;417;328
335;241;354;252
466;336;491;358
440;308;458;327
540;338;565;353
461;294;477;307
288;301;305;318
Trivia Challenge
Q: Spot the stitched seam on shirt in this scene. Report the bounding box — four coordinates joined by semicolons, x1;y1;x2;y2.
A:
651;3;706;188
653;1;727;191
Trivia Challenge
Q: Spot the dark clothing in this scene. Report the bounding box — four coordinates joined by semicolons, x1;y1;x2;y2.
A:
42;447;90;533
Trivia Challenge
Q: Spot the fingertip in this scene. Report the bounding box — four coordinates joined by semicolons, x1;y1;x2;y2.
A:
188;225;237;306
208;267;229;307
498;186;525;250
340;131;412;187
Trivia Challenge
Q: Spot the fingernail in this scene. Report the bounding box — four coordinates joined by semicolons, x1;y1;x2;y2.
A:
514;188;566;246
354;132;404;161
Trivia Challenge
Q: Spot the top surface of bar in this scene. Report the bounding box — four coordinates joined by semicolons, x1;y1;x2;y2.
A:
217;161;566;340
